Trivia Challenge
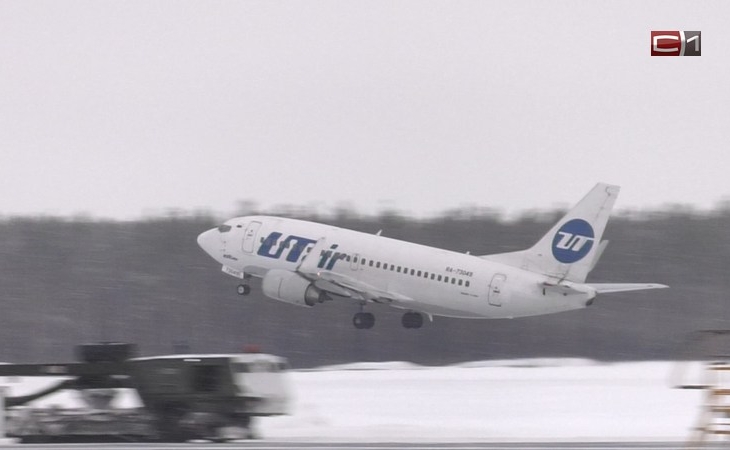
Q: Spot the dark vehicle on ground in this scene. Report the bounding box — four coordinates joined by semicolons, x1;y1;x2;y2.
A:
0;343;291;442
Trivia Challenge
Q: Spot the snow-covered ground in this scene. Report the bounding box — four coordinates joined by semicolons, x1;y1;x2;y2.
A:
261;360;706;442
0;360;710;442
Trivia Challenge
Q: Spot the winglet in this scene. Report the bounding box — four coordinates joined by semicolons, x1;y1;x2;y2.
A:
297;237;328;275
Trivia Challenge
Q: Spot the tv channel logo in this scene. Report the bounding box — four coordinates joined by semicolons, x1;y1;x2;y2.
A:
651;31;701;56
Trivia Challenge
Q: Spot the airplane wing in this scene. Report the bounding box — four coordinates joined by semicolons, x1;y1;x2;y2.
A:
310;269;414;303
587;283;668;294
297;237;414;305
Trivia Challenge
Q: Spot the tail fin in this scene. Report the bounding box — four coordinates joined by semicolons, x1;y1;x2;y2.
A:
482;183;620;282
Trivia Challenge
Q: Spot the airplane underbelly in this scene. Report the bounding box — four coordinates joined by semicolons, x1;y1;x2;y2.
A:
414;304;487;319
391;281;495;319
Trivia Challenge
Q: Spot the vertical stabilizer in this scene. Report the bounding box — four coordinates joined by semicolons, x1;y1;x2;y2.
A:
482;183;620;282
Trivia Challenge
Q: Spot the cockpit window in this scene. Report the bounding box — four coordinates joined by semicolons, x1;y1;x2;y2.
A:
218;224;232;233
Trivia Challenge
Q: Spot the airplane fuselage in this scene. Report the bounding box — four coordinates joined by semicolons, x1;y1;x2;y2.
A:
200;215;595;319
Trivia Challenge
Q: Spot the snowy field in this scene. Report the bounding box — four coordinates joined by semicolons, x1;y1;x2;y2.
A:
259;360;706;442
0;360;710;442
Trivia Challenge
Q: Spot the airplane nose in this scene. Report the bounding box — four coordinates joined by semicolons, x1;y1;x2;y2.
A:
197;228;222;257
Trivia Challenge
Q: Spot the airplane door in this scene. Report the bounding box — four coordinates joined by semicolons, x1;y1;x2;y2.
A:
488;274;506;306
242;221;262;253
350;253;360;271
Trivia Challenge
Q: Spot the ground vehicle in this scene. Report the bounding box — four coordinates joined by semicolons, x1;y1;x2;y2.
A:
0;343;291;442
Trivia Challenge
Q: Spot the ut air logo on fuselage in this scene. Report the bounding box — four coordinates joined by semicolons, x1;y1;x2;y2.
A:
257;232;317;263
257;232;344;269
551;219;595;263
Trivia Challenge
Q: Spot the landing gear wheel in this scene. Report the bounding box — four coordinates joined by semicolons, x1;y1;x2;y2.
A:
353;312;375;329
237;284;251;296
401;312;424;329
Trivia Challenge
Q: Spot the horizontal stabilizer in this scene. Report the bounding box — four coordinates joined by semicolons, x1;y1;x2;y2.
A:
587;283;668;294
541;281;592;296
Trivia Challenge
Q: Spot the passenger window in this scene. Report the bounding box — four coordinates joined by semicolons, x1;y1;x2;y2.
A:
465;281;470;287
390;264;395;271
369;260;373;267
430;273;434;280
410;269;415;275
397;266;401;273
376;262;381;268
346;255;351;262
451;278;456;284
417;270;422;277
437;275;442;281
458;279;463;286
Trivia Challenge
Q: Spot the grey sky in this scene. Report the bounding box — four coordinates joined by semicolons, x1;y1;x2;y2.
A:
1;1;728;219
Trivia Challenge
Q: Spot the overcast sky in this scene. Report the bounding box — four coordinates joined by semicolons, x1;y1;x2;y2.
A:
1;1;728;219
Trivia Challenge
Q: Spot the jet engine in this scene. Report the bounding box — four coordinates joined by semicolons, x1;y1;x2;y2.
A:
261;269;326;307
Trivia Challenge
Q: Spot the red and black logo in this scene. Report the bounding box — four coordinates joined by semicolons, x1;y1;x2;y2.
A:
651;31;701;56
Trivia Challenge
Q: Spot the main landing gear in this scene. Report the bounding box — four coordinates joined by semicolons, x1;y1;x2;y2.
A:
353;312;375;330
236;274;253;296
401;312;423;329
352;311;425;329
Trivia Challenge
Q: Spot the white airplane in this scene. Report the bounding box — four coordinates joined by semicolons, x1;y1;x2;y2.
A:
197;183;667;329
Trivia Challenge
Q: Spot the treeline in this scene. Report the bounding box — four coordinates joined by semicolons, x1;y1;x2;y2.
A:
0;208;729;367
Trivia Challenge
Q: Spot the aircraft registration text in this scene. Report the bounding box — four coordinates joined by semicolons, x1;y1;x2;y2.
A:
446;267;473;277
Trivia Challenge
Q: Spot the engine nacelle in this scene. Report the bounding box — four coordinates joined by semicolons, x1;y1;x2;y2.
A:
261;269;324;307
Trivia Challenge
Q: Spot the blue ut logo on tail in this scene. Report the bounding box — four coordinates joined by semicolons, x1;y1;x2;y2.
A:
551;219;595;263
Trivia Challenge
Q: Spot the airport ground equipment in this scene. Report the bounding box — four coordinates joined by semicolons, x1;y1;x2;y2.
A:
0;343;291;442
672;330;730;444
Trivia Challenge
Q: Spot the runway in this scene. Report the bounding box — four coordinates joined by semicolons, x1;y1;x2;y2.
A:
1;442;723;450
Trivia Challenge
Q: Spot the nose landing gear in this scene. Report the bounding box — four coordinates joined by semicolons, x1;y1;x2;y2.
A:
236;274;253;296
237;284;251;296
